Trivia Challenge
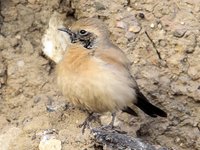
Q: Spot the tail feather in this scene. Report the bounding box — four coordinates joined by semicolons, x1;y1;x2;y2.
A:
122;107;138;116
134;89;167;118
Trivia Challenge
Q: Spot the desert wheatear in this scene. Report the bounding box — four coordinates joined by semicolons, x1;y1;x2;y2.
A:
57;18;167;132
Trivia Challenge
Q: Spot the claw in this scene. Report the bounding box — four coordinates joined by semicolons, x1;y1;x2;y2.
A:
78;112;96;134
99;113;116;130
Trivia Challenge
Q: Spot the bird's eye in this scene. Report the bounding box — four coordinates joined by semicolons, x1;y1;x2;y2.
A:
79;30;88;35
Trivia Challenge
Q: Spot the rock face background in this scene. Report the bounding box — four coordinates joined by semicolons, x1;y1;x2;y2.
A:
0;0;200;149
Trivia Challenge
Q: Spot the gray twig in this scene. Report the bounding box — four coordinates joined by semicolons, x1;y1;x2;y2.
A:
145;31;162;60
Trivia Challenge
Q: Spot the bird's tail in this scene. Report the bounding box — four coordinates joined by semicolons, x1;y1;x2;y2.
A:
122;106;138;116
134;89;167;118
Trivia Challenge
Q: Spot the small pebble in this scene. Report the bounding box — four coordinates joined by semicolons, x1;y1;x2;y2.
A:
39;138;62;150
180;143;183;147
125;32;135;41
116;21;127;29
33;96;41;103
185;46;195;54
173;29;186;38
138;13;145;19
158;23;162;29
46;105;56;112
15;35;21;40
10;38;19;47
94;2;105;10
127;7;132;12
17;60;25;67
0;65;6;77
180;22;185;25
159;39;167;47
28;0;37;4
128;25;141;33
150;23;155;28
197;123;200;130
174;137;181;143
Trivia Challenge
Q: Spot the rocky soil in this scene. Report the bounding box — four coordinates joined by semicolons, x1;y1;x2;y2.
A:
0;0;200;150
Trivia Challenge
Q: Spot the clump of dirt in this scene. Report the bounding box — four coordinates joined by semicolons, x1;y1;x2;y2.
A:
0;0;200;150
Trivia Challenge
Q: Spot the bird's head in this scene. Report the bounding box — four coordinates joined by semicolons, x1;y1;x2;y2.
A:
58;18;110;49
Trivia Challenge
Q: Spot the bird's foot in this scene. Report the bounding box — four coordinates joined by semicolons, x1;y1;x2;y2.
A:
99;124;126;134
100;124;114;130
78;112;99;134
99;113;126;134
100;112;116;130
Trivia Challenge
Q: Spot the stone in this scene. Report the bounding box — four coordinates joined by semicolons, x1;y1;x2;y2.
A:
125;31;135;41
158;23;162;29
16;4;35;30
173;29;186;38
39;138;62;150
116;21;127;29
188;67;199;80
28;0;37;4
1;7;17;22
17;60;25;67
150;23;155;28
92;128;168;150
0;63;6;77
185;46;195;53
23;116;50;132
0;127;22;150
185;34;197;54
0;36;10;50
22;39;34;54
138;13;145;19
94;2;106;10
100;113;120;126
9;37;19;47
128;25;141;33
159;39;167;47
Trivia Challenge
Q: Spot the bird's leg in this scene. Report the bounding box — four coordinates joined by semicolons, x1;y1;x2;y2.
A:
109;112;116;128
100;112;116;130
78;112;96;134
100;113;126;133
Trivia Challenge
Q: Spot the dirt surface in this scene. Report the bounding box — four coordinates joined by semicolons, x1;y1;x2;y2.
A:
0;0;200;150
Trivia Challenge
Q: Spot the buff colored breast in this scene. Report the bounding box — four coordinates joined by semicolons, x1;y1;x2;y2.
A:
56;44;135;113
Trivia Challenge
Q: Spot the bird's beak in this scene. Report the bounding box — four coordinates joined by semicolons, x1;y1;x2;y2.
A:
58;28;77;43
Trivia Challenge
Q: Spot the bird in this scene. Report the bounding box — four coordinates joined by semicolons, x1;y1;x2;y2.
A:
56;18;167;133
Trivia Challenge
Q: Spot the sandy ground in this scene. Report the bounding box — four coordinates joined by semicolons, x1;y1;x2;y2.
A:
0;0;200;150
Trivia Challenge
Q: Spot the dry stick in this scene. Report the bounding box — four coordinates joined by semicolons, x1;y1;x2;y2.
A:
144;31;162;60
173;0;181;10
